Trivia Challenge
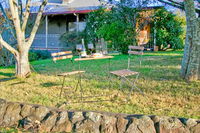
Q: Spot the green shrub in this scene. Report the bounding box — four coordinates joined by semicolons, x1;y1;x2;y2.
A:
152;8;186;50
29;50;51;61
29;51;39;62
59;31;87;52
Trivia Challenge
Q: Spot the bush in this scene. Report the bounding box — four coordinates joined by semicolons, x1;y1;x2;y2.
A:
0;49;15;66
29;50;51;61
29;51;39;62
152;8;186;50
59;31;88;53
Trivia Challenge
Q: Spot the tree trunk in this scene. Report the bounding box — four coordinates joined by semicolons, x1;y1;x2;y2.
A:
15;49;31;78
181;0;200;81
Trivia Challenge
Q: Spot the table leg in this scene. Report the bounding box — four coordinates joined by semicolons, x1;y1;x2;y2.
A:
60;76;66;98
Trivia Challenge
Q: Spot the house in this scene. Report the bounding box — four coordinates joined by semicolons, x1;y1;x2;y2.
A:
30;0;108;51
30;0;161;51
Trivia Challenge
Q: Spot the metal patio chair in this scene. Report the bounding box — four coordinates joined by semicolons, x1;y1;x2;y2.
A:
51;51;85;98
110;46;144;98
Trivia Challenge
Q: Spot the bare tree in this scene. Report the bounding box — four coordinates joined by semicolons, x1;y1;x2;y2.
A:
157;0;200;81
0;0;47;78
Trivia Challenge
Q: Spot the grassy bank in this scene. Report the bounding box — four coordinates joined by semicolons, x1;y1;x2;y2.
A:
0;51;199;119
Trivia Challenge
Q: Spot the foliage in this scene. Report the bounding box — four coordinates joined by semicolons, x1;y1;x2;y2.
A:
59;31;87;50
29;51;39;62
0;49;15;66
152;8;186;50
0;14;16;66
29;50;51;61
85;6;140;54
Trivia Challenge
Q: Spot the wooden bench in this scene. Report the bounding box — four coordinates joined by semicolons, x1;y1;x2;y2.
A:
51;51;85;97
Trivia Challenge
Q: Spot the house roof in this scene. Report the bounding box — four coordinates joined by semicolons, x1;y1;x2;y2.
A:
30;0;107;15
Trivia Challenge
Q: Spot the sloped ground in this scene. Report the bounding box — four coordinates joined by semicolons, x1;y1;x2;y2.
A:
0;51;199;119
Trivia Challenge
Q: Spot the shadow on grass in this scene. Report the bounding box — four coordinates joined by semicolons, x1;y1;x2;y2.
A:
10;81;26;85
0;72;14;77
0;77;16;82
41;82;60;87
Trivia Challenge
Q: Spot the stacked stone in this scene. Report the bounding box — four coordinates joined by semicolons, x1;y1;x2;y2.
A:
0;99;199;132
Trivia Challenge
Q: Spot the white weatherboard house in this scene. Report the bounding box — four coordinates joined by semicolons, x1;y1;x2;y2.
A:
30;0;104;51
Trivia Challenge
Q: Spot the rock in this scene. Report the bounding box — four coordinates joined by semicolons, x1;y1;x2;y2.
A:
20;104;33;118
29;105;50;122
1;102;22;126
0;99;7;125
101;115;117;133
71;111;84;124
0;99;199;133
186;119;198;128
154;116;190;133
75;119;100;133
116;116;128;133
40;111;58;132
51;111;72;132
138;116;156;133
126;118;142;133
74;112;103;133
126;116;155;133
19;117;34;130
85;112;102;123
190;123;200;133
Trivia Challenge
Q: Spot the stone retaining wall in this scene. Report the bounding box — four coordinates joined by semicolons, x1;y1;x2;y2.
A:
0;99;199;132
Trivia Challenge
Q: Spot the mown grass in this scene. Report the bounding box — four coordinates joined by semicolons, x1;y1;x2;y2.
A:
0;51;199;119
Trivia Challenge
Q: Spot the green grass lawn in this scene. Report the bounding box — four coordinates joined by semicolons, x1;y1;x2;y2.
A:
0;51;199;119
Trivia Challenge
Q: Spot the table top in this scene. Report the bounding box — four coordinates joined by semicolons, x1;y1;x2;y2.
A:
75;56;114;61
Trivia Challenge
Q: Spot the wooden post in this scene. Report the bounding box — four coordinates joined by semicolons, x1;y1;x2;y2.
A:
45;15;48;49
66;15;69;31
76;14;79;33
153;22;157;51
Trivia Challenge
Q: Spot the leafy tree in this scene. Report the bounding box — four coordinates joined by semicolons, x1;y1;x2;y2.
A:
85;6;140;54
152;8;186;50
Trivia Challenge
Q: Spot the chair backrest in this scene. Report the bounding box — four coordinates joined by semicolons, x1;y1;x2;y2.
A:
128;46;144;55
51;51;73;62
127;46;144;69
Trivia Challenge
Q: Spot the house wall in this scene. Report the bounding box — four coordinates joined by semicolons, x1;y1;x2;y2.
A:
138;24;151;45
137;9;156;48
31;14;86;50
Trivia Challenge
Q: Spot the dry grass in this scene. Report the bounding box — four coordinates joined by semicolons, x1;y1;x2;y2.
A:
0;51;199;119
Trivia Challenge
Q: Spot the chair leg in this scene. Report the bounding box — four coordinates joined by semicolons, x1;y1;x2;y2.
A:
123;75;144;98
74;73;83;102
60;76;66;98
75;77;80;92
133;74;144;95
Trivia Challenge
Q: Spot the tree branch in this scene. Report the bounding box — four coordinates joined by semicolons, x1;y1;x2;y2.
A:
9;0;23;44
0;34;19;56
157;0;184;9
22;0;31;32
18;0;23;21
167;0;184;7
27;0;47;48
0;3;16;39
157;0;200;14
